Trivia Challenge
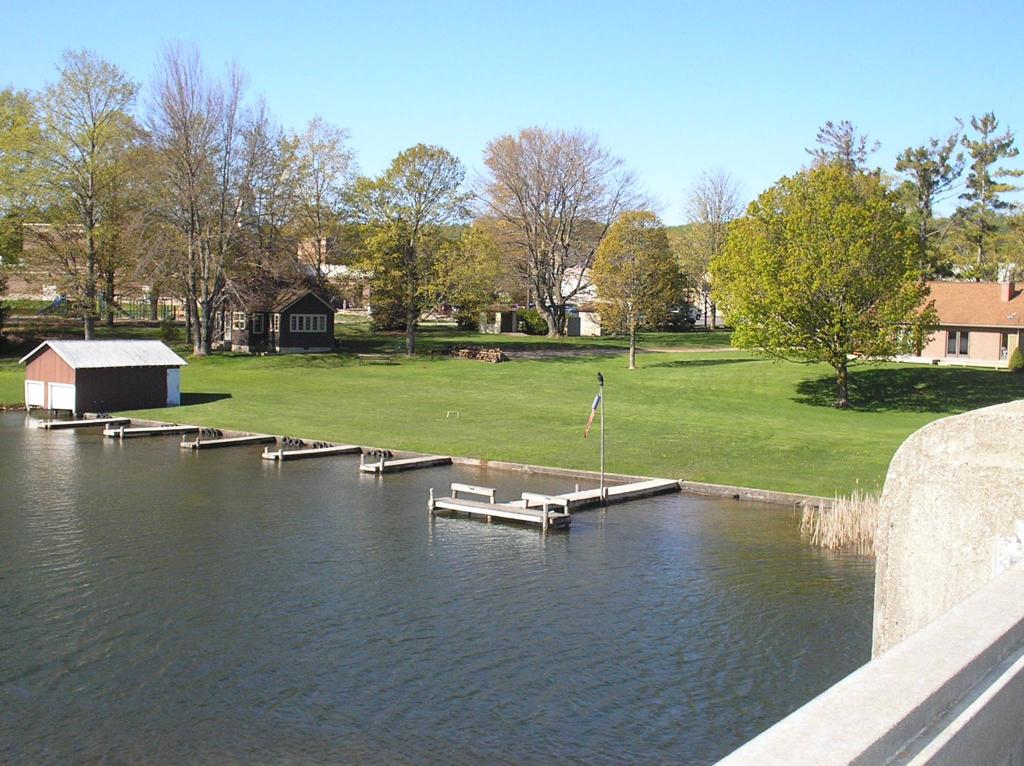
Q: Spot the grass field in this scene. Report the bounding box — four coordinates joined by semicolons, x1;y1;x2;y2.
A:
3;321;1021;496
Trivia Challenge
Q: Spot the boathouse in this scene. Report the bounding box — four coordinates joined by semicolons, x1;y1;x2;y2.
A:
20;340;187;414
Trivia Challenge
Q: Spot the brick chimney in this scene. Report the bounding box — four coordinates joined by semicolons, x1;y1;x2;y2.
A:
1001;281;1015;302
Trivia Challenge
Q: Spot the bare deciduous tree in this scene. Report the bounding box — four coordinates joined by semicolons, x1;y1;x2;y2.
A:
150;44;247;355
681;170;742;330
293;117;355;291
480;127;637;337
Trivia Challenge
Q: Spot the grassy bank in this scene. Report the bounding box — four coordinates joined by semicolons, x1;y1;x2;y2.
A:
3;323;1021;496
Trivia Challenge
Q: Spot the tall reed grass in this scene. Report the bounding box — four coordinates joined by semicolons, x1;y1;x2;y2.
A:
800;489;880;554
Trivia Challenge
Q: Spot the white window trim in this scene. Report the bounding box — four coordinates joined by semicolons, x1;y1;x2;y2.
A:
289;313;327;333
232;312;247;331
272;313;280;332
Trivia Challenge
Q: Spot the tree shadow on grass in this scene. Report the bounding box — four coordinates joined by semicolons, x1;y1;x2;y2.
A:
180;392;232;405
794;367;1024;412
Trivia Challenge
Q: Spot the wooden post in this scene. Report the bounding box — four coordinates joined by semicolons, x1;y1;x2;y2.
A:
542;503;549;532
378;452;385;472
360;452;365;469
575;483;580;493
488;489;495;503
428;487;435;512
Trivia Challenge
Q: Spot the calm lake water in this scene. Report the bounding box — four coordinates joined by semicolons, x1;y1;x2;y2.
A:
0;412;874;764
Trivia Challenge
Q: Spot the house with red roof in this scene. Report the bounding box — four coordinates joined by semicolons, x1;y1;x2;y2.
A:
907;281;1024;367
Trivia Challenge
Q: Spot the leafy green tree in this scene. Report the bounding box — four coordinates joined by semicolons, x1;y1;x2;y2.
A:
1008;345;1024;373
34;49;139;339
0;88;40;267
959;113;1023;272
711;164;934;409
895;123;964;275
430;225;506;329
592;211;683;369
349;144;468;355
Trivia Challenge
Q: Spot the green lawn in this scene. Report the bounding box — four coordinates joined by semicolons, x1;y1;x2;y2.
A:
3;323;1021;496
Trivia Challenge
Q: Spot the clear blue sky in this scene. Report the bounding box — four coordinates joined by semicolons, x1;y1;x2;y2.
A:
3;0;1022;222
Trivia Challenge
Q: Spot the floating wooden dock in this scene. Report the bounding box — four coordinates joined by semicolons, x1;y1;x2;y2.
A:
359;453;452;474
429;484;571;530
262;444;361;461
428;478;681;531
38;417;130;430
103;424;199;439
180;434;276;450
522;478;681;511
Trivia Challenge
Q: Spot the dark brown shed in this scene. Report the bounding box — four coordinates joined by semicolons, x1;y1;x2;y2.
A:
20;340;188;415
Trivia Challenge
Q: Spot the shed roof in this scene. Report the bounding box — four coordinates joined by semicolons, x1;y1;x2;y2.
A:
20;340;188;369
927;281;1024;328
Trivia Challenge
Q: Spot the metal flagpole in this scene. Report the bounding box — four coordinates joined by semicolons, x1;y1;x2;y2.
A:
597;371;605;501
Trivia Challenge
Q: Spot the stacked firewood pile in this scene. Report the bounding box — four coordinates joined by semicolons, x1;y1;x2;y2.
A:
447;345;509;363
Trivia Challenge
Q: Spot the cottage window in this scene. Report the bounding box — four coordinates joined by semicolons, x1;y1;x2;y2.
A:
946;330;969;357
232;312;247;331
251;314;264;334
272;313;280;332
1000;333;1009;360
290;313;327;333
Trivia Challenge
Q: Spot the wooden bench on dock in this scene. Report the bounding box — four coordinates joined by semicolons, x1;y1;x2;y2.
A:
356;353;393;364
520;491;575;511
451;482;496;503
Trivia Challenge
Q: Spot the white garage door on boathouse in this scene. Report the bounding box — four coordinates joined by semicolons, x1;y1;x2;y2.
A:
48;383;75;411
24;380;44;407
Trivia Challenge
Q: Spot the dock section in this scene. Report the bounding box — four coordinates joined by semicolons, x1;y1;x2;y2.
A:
522;478;681;511
359;453;452;474
263;444;361;461
104;424;199;439
39;417;130;430
429;484;571;530
180;434;276;450
429;478;681;531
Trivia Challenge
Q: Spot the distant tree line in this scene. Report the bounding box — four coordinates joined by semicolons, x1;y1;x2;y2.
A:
1;47;1021;367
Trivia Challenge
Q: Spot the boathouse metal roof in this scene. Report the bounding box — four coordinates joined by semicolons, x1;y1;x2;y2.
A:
19;340;188;369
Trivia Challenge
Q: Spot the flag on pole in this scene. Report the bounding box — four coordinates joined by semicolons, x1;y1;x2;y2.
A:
584;392;601;438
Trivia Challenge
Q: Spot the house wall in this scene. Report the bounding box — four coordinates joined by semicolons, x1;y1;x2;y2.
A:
75;367;171;412
24;350;75;409
919;326;1019;363
277;294;334;352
